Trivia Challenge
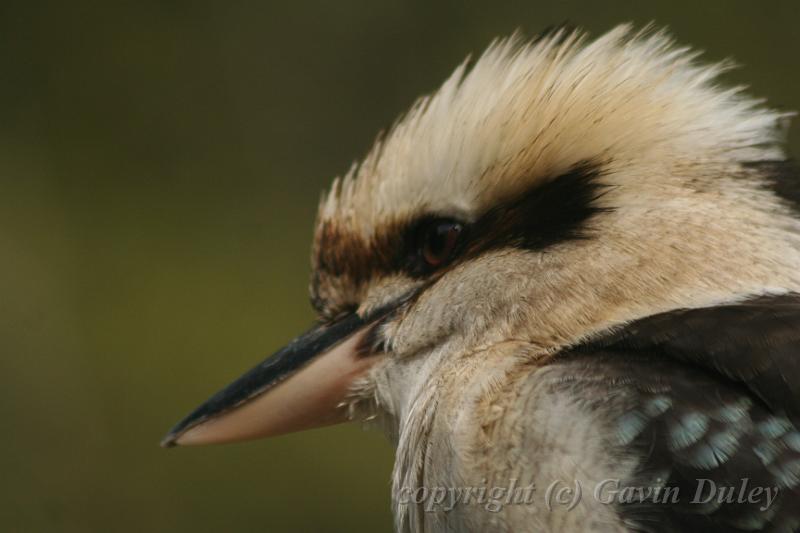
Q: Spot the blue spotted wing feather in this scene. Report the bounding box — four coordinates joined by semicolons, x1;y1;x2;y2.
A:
560;293;800;532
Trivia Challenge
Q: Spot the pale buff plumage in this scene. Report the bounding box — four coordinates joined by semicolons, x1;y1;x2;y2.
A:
310;26;800;532
164;24;800;533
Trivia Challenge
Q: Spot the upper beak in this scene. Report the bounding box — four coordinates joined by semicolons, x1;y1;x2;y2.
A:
160;304;394;448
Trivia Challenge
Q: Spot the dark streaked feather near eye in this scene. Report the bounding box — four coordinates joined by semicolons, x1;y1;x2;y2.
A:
745;159;800;215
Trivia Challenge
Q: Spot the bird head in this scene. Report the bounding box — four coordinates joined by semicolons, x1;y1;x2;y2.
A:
162;25;797;448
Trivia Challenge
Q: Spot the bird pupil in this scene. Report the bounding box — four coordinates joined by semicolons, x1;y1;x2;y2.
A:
429;226;447;254
423;221;462;267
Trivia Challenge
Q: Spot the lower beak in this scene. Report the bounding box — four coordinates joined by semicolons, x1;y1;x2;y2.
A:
161;310;385;448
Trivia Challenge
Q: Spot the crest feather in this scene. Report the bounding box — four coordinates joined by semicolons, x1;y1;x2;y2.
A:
316;24;790;242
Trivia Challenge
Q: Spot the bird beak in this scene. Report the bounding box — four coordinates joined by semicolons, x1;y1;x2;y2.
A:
161;306;393;448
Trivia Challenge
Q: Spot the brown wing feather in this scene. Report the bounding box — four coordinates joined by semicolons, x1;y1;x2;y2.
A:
555;293;800;532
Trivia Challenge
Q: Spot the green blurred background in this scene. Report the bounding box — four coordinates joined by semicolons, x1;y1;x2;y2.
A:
2;1;798;531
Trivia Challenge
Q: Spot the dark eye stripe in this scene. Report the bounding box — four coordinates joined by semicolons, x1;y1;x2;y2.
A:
311;159;610;312
396;159;610;278
463;159;610;258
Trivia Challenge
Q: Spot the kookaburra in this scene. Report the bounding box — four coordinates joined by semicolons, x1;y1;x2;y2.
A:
163;25;800;532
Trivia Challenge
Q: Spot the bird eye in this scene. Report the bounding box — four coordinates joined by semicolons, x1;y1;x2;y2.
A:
418;219;464;270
